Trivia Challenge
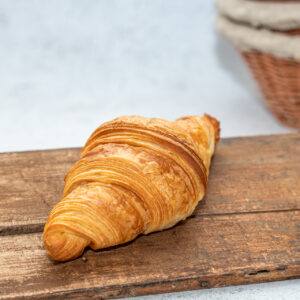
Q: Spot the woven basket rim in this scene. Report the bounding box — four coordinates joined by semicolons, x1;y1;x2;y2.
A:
216;15;300;61
215;0;300;30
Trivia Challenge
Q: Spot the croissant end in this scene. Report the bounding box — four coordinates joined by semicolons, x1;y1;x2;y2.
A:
43;226;89;261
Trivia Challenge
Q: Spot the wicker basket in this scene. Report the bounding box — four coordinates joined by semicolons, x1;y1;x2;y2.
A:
216;0;300;128
241;17;300;128
241;51;300;128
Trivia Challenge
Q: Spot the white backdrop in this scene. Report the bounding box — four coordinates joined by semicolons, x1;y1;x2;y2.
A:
0;0;294;153
0;1;298;299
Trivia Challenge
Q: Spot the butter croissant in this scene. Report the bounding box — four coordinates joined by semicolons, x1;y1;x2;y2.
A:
43;114;220;261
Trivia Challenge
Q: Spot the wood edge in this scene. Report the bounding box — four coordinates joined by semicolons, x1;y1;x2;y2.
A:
0;132;298;155
0;147;81;156
216;132;299;149
5;265;299;299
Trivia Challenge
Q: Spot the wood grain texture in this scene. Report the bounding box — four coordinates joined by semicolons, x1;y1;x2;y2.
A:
0;133;299;299
0;134;299;235
0;211;299;299
0;148;80;235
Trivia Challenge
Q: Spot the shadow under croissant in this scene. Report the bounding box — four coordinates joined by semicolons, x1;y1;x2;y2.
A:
48;171;215;263
47;209;204;264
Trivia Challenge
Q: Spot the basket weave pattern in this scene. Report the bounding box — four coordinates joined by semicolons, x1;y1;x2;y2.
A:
242;51;300;128
217;0;300;127
241;22;300;128
245;1;300;127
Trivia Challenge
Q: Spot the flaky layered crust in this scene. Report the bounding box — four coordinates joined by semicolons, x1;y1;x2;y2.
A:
43;115;220;261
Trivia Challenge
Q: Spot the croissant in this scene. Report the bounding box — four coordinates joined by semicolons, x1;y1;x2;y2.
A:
43;114;220;261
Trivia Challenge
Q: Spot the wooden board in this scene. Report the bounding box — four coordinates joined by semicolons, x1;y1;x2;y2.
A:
0;133;299;299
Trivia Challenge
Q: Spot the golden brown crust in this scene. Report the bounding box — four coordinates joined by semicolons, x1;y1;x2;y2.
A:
43;115;220;261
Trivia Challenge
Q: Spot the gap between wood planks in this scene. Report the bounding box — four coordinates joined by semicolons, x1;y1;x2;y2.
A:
1;133;299;236
1;207;299;237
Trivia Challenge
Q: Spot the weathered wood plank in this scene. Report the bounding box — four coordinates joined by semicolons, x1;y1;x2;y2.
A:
0;211;299;299
0;134;299;235
196;161;300;216
0;148;80;235
212;133;300;165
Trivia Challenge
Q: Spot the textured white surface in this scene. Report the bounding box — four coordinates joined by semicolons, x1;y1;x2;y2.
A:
0;0;298;299
0;0;294;153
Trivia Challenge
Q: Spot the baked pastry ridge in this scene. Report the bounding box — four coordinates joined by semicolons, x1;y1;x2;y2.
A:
43;114;220;261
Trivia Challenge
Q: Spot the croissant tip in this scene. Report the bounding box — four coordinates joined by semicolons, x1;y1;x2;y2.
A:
176;114;220;143
204;114;220;143
43;226;88;262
